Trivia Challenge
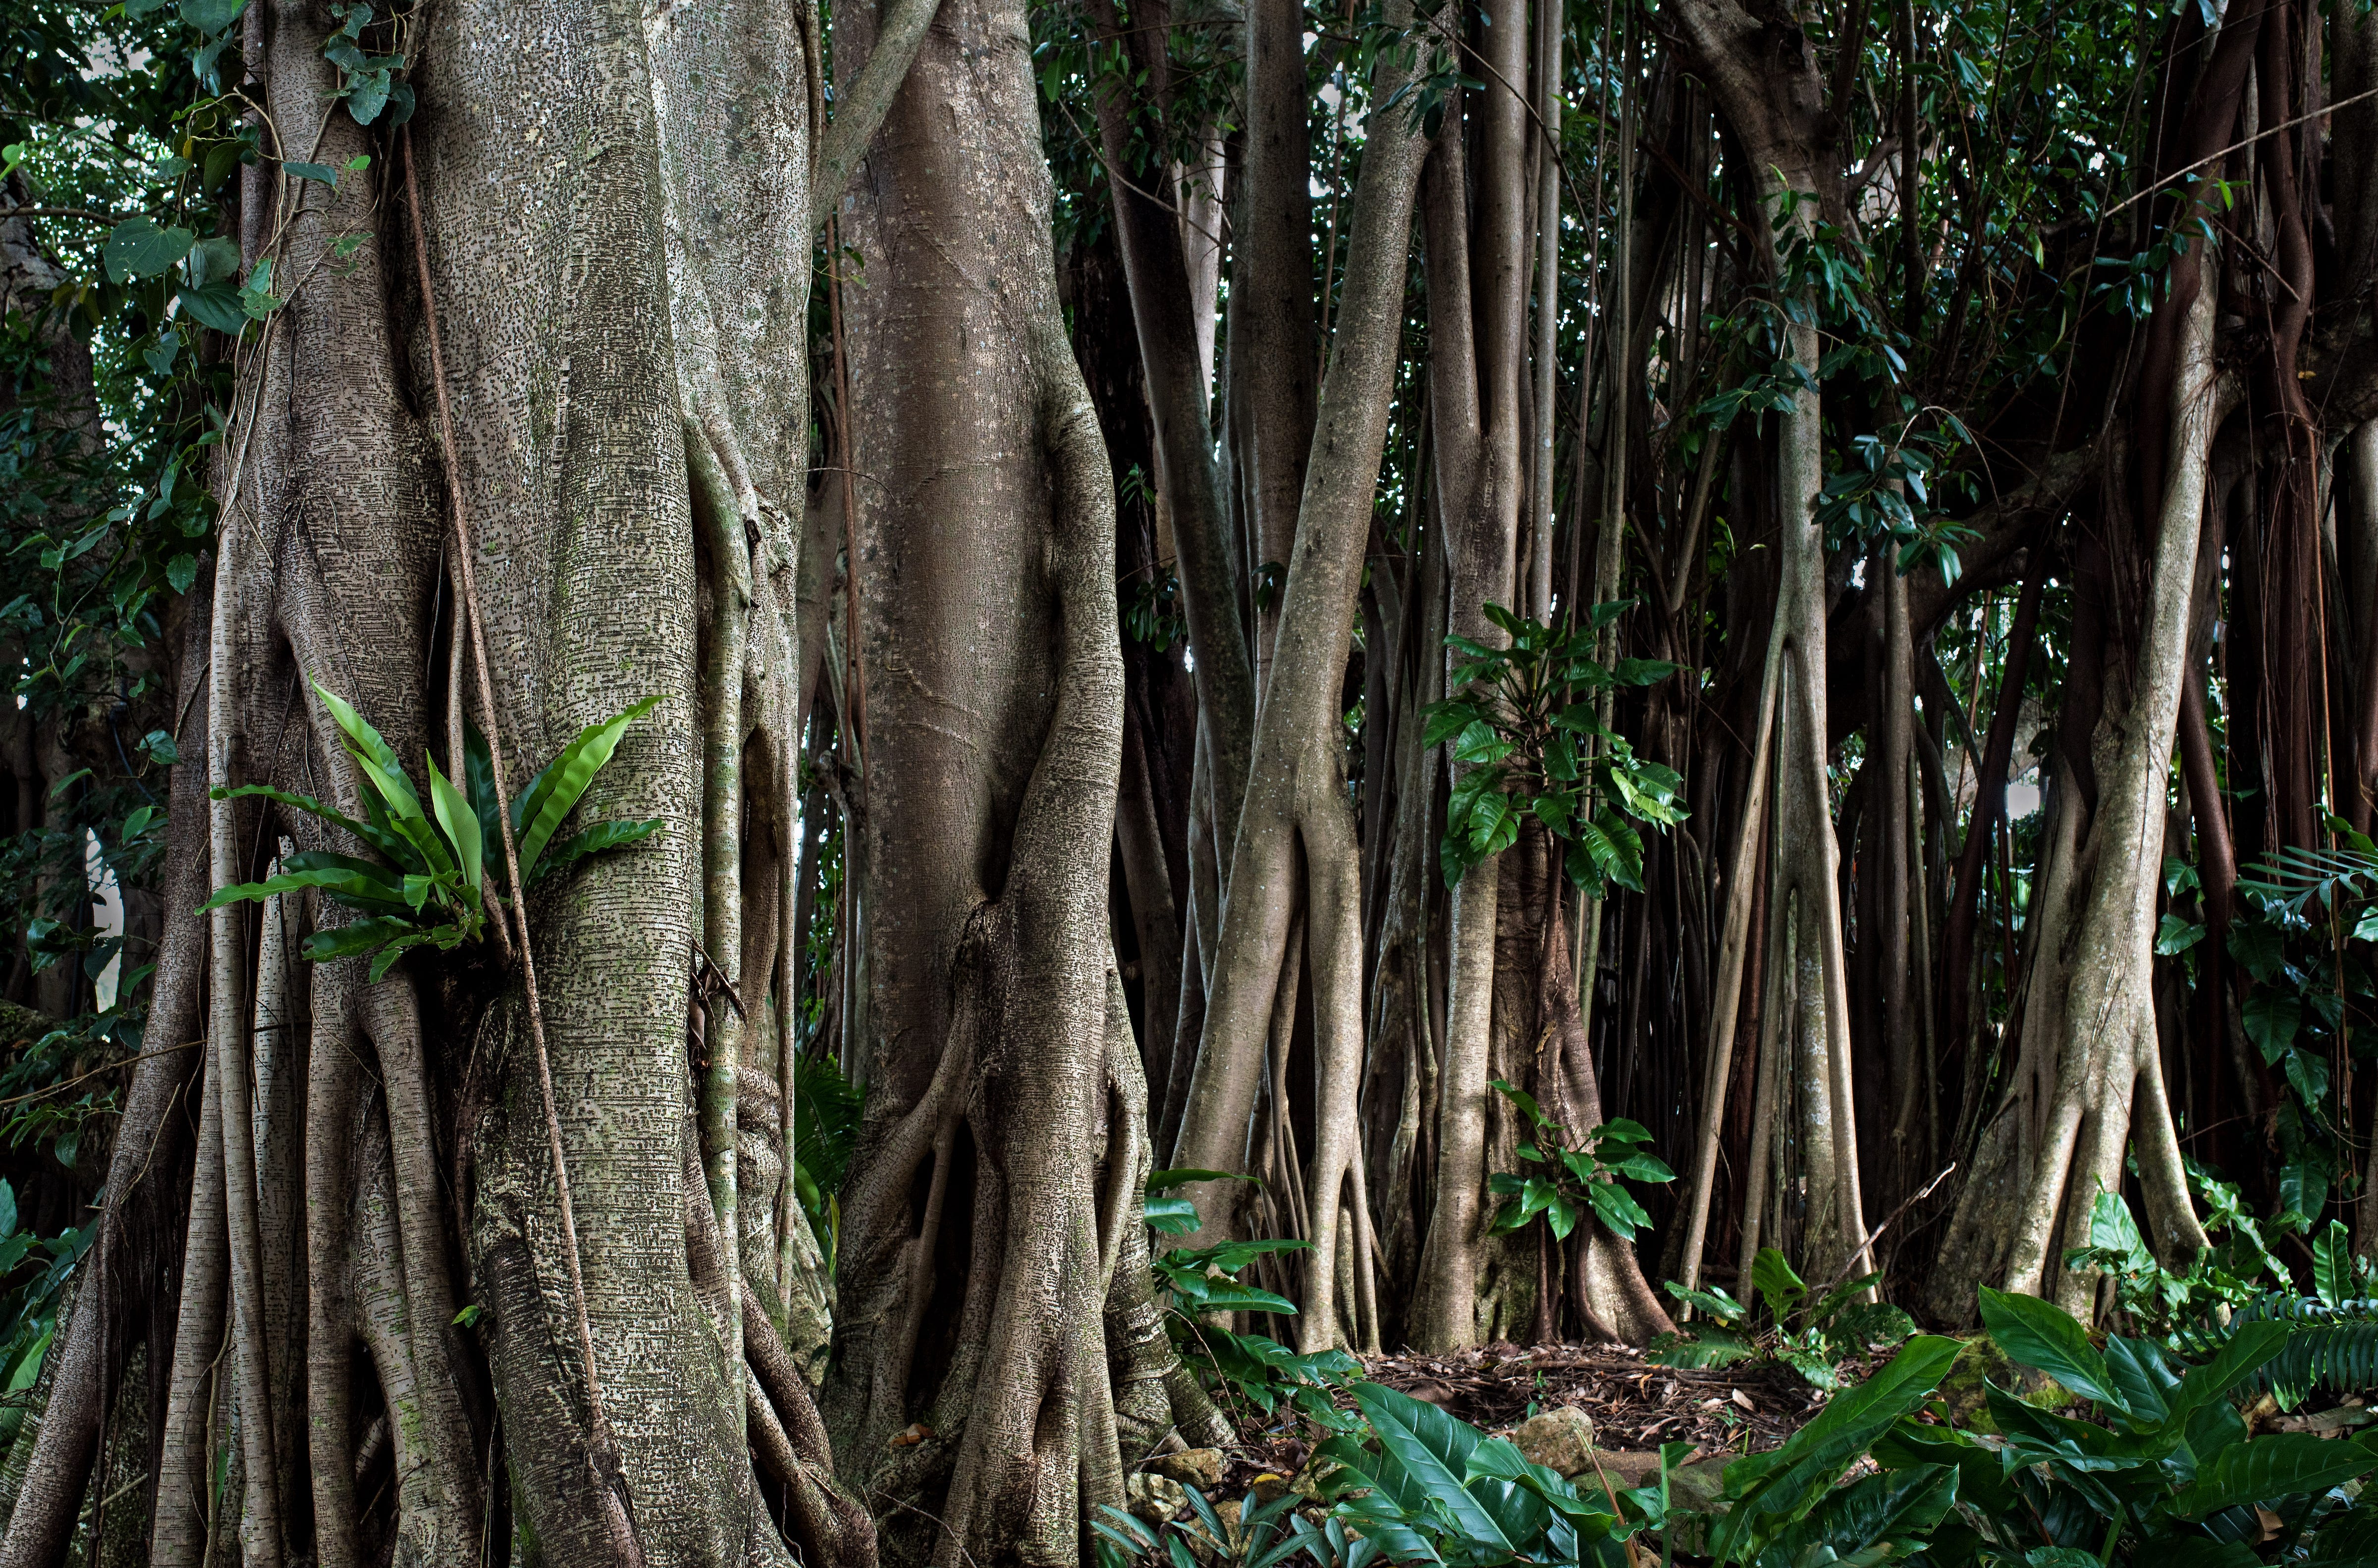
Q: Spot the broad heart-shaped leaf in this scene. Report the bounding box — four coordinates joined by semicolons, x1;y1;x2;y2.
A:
526;819;661;887
512;695;663;880
177;281;250;335
2168;1432;2378;1516
1978;1286;2125;1413
427;753;483;906
1712;1335;1962;1564
182;0;249;33
1351;1384;1514;1557
208;784;417;870
104;217;195;284
2242;990;2301;1062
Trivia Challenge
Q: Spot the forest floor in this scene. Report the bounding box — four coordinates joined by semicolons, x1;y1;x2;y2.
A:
1211;1342;1841;1496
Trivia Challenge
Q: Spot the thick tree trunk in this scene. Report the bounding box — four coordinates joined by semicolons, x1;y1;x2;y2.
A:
2000;283;2223;1316
822;1;1222;1559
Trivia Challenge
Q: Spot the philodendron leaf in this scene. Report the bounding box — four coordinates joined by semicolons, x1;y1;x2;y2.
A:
512;695;663;879
1978;1286;2125;1414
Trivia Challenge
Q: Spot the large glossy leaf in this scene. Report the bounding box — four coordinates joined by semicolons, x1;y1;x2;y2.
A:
2169;1433;2378;1516
526;819;661;887
200;860;408;915
1352;1384;1513;1556
210;783;417;869
1979;1286;2124;1413
512;695;662;879
1784;1464;1958;1559
1713;1335;1962;1564
314;682;451;880
2102;1336;2176;1425
426;753;483;906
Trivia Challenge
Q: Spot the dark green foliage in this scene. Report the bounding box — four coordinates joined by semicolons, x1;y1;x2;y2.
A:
204;682;661;980
1486;1079;1674;1245
1144;1169;1363;1433
1652;1247;1915;1390
1424;603;1683;896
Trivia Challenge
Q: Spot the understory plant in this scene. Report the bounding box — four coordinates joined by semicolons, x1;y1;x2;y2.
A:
1651;1246;1916;1389
1426;603;1684;896
1146;1168;1363;1433
1486;1079;1675;1249
203;681;661;979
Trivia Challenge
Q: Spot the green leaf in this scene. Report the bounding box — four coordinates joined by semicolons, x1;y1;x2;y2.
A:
1751;1247;1807;1322
199;863;406;915
2243;991;2302;1062
0;1179;15;1238
2156;914;2207;955
284;161;339;185
176;282;249;335
1646;1325;1757;1368
1713;1336;1962;1564
2169;1433;2378;1516
105;217;196;284
1977;1286;2125;1412
182;0;249;33
524;819;661;887
1489;1078;1548;1129
463;722;503;859
209;783;416;869
426;753;484;906
512;695;662;880
1143;1191;1200;1235
314;681;451;880
299;916;418;963
1351;1384;1513;1556
2313;1219;2353;1310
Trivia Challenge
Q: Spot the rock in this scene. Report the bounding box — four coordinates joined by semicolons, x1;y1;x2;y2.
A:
1127;1472;1187;1525
1148;1447;1227;1490
1661;1457;1736;1554
1514;1406;1598;1477
1938;1335;2076;1432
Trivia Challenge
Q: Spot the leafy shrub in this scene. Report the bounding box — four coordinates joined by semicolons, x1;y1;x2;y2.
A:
1309;1382;1665;1567
1652;1246;1915;1389
1424;603;1683;896
1146;1169;1363;1434
204;681;660;979
1486;1080;1673;1246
